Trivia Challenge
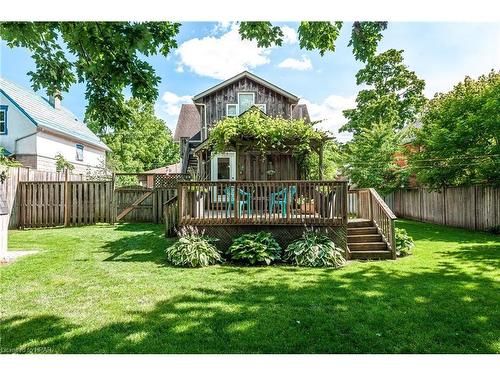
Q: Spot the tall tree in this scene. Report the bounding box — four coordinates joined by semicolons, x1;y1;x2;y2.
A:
341;49;426;135
97;98;179;173
1;21;388;131
0;22;180;132
409;70;500;188
343;121;410;196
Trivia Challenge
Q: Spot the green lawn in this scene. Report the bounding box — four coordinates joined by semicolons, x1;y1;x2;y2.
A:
1;220;499;353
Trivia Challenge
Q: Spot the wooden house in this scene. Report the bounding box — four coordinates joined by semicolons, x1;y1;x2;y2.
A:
167;71;397;260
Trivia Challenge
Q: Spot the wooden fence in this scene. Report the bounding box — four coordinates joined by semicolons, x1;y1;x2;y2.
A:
384;186;500;231
115;187;176;223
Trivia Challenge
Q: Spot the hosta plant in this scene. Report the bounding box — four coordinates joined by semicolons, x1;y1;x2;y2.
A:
284;229;346;268
228;232;282;265
395;228;414;257
165;226;222;267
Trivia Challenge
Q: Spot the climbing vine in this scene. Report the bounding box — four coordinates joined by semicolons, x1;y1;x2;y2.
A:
208;107;328;162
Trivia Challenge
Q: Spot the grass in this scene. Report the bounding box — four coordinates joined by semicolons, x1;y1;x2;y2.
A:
0;220;499;353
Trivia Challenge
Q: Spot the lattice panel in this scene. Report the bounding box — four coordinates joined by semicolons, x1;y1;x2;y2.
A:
154;173;191;189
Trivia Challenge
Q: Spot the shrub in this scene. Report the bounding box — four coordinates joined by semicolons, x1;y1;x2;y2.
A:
395;228;415;257
284;229;346;268
228;232;281;265
486;225;500;235
165;226;222;267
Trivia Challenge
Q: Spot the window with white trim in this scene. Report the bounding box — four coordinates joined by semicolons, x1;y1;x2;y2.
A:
0;106;8;135
76;144;84;161
237;92;255;114
226;104;238;117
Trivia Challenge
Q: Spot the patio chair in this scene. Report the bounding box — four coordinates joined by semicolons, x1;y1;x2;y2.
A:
224;186;252;217
269;185;297;218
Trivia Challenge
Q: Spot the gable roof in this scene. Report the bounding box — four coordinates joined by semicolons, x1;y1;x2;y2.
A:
192;71;299;102
173;104;202;141
0;78;109;151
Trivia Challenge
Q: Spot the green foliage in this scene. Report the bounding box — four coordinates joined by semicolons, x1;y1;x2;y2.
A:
97;98;179;173
297;22;343;56
0;147;22;183
239;21;386;61
349;22;388;62
342;49;426;135
165;226;222;268
395;228;415;257
0;22;180;132
410;70;500;188
284;229;346;268
486;225;500;235
239;22;284;48
208;107;326;166
343;121;410;195
55;153;75;173
228;232;281;265
306;140;342;180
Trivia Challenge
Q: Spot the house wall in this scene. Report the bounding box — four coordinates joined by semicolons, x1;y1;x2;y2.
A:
237;151;299;181
0;92;38;154
34;131;106;173
194;76;295;134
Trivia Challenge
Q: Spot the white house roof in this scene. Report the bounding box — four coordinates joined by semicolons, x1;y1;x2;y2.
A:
192;71;300;102
0;78;110;151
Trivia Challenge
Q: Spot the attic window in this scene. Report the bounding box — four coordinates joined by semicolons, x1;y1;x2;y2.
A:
226;104;238;117
76;144;84;161
0;106;8;135
238;93;255;114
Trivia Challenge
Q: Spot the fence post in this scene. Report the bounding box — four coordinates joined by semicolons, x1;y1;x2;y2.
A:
111;173;116;223
63;168;69;226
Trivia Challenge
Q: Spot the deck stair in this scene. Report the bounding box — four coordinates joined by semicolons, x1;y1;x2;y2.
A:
347;219;392;260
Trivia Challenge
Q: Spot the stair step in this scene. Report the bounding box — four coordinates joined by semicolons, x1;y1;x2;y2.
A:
348;242;387;251
347;219;373;228
348;234;382;243
349;250;392;260
347;226;378;235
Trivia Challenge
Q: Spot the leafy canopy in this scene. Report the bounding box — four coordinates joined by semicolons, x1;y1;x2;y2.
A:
240;21;387;60
208;107;327;160
0;22;180;133
96;98;179;173
342;49;426;134
343;120;410;196
410;70;500;188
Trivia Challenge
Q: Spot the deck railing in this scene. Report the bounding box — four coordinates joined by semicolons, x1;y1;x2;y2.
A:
349;188;397;259
176;180;348;227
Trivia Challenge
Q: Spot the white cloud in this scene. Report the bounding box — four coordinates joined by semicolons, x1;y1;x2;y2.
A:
176;24;271;79
281;26;298;44
278;56;313;71
160;91;192;117
300;95;357;143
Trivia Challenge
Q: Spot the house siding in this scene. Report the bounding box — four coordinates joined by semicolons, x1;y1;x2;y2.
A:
195;76;295;133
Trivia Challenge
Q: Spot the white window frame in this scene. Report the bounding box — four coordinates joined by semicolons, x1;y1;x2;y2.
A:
237;92;256;115
255;103;266;114
0;106;7;135
226;103;238;117
76;144;84;161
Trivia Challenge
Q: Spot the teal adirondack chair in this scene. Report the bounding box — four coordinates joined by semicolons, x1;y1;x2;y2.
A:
269;185;297;218
225;186;252;217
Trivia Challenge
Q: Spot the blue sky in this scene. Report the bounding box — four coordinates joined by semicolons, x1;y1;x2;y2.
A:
1;22;499;141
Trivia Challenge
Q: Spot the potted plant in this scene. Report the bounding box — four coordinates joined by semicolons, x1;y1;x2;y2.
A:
298;197;315;214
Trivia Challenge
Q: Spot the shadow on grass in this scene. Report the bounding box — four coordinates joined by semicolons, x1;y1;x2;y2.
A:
1;262;498;354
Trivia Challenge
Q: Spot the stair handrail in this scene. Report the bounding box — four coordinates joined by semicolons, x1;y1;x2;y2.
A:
368;188;397;259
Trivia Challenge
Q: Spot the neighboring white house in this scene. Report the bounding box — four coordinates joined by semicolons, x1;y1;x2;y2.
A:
0;78;109;174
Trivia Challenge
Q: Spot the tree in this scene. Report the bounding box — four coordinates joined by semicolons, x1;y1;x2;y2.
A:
343;121;410;196
55;153;75;173
98;98;179;173
239;21;387;61
0;22;180;133
409;70;500;188
1;21;388;132
341;49;426;135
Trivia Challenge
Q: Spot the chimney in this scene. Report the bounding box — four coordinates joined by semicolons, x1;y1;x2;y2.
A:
48;91;62;110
